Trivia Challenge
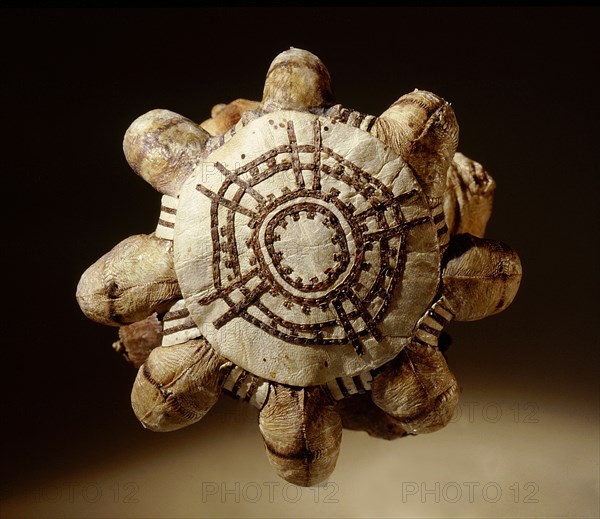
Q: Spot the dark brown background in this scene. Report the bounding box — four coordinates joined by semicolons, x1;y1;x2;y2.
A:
1;7;598;518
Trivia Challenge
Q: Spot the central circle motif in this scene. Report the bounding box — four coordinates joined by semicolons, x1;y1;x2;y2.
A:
264;203;350;293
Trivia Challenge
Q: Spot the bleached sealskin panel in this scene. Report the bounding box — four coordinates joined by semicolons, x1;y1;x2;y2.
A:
174;110;440;386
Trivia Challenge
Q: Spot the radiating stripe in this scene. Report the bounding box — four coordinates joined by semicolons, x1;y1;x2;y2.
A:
354;189;419;221
213;280;270;329
214;162;266;205
250;381;270;409
346;110;363;128
325;369;375;401
161;194;178;210
415;328;439;346
427;308;450;327
157;218;175;228
287;120;304;189
155;194;179;240
159;211;176;224
161;206;176;215
363;216;429;242
431;202;449;247
223;365;244;392
420;323;442;337
342;376;354;395
197;268;260;306
163;308;190;321
351;375;365;393
421;314;445;331
162;322;198;336
325;379;344;400
412;296;455;350
346;287;382;341
196;183;258;219
432;298;454;322
231;369;249;396
312;119;322;190
161;327;201;347
331;298;363;355
161;300;201;346
360;114;376;132
336;377;351;398
359;370;373;390
223;364;269;409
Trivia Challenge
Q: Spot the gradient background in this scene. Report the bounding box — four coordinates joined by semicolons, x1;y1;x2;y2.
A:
1;7;598;518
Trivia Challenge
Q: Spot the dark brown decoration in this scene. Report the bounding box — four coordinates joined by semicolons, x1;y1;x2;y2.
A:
77;48;522;487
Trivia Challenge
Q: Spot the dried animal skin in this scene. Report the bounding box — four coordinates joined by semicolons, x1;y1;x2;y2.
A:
261;48;335;112
124;110;211;197
372;90;459;200
173;106;441;386
113;313;163;368
200;99;260;136
76;233;180;326
444;152;496;237
259;384;342;487
371;343;459;434
77;47;522;486
336;392;407;440
131;338;228;432
442;233;522;321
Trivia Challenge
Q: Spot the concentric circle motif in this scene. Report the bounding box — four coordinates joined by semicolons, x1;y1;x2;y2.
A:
262;201;351;294
254;193;362;306
174;110;440;385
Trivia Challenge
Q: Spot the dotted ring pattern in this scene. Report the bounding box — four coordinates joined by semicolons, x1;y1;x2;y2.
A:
263;202;351;293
